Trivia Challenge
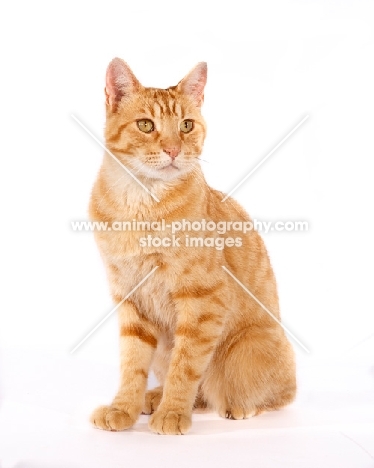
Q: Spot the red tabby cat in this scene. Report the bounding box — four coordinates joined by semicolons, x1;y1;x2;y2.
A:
89;58;296;434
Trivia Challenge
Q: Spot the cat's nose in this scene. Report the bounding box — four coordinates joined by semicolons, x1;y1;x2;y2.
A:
163;147;180;160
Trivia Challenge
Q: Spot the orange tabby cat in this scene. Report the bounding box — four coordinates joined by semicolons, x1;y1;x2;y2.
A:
89;58;296;435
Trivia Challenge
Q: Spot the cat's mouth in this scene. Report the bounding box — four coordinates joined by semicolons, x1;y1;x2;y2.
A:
159;163;179;171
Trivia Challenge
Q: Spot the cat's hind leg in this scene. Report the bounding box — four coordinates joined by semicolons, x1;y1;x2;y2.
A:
201;326;296;419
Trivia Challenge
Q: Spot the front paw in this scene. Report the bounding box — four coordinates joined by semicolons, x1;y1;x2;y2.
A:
90;405;136;431
143;386;163;415
149;408;192;435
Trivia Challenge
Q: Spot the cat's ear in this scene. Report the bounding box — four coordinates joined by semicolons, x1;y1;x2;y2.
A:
177;62;207;107
105;58;141;111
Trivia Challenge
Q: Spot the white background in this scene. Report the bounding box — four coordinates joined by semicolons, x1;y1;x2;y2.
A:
0;1;374;467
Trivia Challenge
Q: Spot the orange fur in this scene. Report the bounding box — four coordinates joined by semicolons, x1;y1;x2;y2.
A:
89;58;296;435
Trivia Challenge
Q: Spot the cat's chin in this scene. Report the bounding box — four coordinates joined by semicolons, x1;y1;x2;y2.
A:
158;164;180;176
145;166;188;182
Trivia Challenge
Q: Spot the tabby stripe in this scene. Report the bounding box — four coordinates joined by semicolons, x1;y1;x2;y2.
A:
157;100;166;115
107;147;130;154
133;369;148;379
106;122;132;142
197;312;222;325
171;99;176;114
211;296;226;309
184;365;201;381
173;282;224;299
120;324;157;347
175;324;218;343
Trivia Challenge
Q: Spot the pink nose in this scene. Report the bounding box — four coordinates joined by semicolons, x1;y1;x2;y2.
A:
164;147;180;159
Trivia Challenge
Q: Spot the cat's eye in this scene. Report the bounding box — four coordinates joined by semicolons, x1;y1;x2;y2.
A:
137;119;154;133
180;120;194;133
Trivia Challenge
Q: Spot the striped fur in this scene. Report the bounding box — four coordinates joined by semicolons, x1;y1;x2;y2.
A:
89;59;296;435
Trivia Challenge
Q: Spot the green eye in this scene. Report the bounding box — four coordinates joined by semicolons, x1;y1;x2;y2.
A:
180;120;194;133
137;119;154;133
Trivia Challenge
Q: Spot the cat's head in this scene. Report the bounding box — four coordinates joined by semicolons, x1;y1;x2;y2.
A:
104;58;207;182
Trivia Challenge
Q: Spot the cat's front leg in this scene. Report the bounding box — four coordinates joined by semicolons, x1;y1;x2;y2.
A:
149;293;225;435
91;300;158;431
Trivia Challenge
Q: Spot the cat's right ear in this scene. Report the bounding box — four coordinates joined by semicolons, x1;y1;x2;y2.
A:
105;58;140;111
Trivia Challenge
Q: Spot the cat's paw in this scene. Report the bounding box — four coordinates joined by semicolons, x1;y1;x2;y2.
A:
143;387;163;415
90;405;136;431
148;408;191;435
219;406;257;420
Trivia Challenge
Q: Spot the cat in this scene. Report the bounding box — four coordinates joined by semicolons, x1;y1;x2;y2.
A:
89;58;296;435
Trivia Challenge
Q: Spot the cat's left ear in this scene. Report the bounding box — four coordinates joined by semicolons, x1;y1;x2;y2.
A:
177;62;207;107
105;58;141;111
